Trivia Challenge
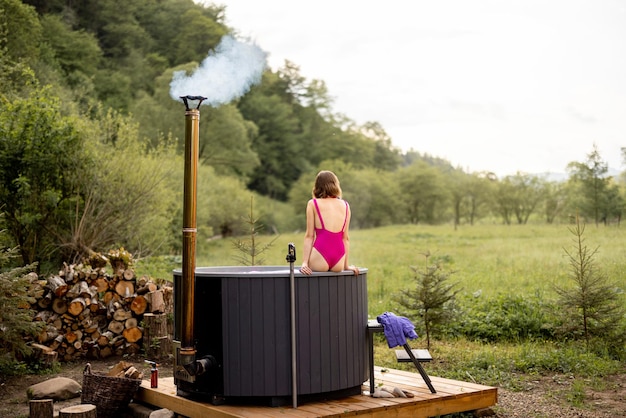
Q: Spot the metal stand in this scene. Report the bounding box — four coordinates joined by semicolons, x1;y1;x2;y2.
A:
286;243;298;408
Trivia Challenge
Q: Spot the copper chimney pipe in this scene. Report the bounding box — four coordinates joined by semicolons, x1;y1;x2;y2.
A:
179;95;206;367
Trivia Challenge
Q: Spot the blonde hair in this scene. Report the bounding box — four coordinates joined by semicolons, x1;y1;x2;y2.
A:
312;170;342;198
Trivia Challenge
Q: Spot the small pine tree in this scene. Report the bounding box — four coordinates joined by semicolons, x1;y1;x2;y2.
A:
232;196;279;266
0;231;43;369
395;252;460;348
555;215;626;351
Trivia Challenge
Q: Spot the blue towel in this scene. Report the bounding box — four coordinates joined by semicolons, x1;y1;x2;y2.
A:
376;312;418;348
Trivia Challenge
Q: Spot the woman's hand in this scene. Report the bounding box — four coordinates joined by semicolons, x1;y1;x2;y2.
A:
346;265;360;275
300;264;312;275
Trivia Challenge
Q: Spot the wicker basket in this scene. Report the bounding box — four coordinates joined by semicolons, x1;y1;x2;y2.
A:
81;363;142;418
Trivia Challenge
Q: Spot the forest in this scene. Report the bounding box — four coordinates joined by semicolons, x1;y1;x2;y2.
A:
1;0;625;272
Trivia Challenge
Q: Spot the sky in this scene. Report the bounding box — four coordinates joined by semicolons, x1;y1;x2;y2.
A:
210;0;626;176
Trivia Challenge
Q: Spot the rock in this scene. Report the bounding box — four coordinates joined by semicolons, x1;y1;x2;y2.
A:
27;377;82;401
392;387;407;398
149;409;175;418
372;389;395;398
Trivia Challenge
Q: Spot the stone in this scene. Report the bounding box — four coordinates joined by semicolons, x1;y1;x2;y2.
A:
149;409;175;418
27;377;82;401
372;389;395;398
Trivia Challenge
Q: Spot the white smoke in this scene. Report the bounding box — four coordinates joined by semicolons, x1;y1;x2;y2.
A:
169;35;267;106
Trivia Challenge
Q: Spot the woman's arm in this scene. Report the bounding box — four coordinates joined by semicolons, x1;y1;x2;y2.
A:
301;200;316;275
343;205;359;275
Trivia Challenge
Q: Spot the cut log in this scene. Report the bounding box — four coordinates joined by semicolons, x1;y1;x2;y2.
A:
123;268;135;280
142;313;171;359
136;281;157;295
113;308;132;322
125;342;142;354
100;346;113;358
37;325;59;343
114;280;135;298
92;277;109;293
162;283;174;314
125;317;138;329
29;399;54;418
51;298;68;315
85;344;100;359
146;290;165;313
130;294;148;315
34;310;54;323
48;334;64;351
65;329;83;344
30;343;58;366
97;331;114;347
107;360;133;377
122;326;142;343
52;316;63;331
108;320;124;334
124;366;143;379
81;318;99;334
37;291;53;309
67;297;87;316
27;277;46;299
103;291;120;305
59;404;97;418
137;275;149;287
46;275;68;298
66;281;88;299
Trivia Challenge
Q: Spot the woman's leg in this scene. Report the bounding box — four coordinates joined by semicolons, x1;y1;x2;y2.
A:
307;248;329;272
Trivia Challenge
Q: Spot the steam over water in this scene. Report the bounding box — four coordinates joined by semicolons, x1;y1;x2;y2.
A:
169;35;267;106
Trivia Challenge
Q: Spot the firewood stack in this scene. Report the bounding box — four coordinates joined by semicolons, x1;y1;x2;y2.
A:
27;248;173;362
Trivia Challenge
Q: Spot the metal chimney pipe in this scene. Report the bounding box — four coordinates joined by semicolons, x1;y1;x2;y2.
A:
179;95;206;367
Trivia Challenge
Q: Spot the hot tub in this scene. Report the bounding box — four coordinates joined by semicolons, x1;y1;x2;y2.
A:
173;266;368;405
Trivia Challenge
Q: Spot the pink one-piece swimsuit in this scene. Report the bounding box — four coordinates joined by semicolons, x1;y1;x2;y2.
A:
312;198;349;268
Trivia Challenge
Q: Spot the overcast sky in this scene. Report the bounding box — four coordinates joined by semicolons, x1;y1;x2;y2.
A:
213;0;626;176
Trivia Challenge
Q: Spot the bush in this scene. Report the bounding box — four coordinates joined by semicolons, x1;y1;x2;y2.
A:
451;293;553;342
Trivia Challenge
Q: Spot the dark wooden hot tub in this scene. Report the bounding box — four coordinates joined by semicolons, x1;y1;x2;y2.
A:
173;266;368;405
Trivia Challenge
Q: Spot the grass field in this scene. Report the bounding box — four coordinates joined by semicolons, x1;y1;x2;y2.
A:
180;223;626;316
137;222;626;401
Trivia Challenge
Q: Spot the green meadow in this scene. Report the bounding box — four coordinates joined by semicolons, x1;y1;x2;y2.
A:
185;223;626;317
138;223;626;397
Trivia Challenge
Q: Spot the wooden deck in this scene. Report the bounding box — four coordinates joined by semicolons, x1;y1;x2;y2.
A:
135;366;497;417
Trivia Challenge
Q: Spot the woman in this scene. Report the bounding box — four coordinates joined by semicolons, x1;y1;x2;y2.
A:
300;171;359;275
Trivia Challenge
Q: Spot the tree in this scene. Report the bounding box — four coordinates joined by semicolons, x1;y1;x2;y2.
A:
231;196;279;265
544;181;568;224
396;161;450;224
340;168;401;228
239;83;305;200
171;7;226;65
395;252;460;349
39;14;103;85
0;89;85;266
567;145;611;226
464;171;496;225
57;107;180;263
494;172;544;225
0;0;42;64
555;216;626;351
